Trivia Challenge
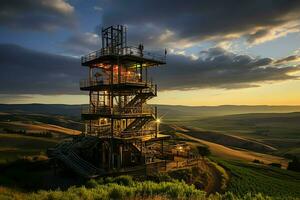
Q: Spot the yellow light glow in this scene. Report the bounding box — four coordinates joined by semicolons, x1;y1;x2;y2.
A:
177;146;183;151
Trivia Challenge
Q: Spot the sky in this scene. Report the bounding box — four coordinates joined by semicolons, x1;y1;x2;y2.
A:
0;0;300;106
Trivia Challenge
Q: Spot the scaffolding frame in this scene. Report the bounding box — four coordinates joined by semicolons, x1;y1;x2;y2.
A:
79;25;167;170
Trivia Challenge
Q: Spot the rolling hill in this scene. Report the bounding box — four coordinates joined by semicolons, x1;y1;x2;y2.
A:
0;112;82;132
0;104;299;158
1;104;300;118
171;126;288;167
0;104;299;199
177;112;300;158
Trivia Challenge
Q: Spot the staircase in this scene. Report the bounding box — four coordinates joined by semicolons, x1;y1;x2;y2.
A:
57;150;101;178
48;136;103;178
132;143;143;152
125;86;156;108
124;118;152;132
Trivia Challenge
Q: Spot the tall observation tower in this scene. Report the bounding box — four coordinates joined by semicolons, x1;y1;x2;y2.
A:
49;25;169;177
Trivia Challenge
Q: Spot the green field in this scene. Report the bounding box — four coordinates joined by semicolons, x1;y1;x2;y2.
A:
214;158;300;198
0;112;81;131
0;106;300;199
177;112;300;158
0;133;58;164
1;131;299;199
180;112;300;139
1;168;297;200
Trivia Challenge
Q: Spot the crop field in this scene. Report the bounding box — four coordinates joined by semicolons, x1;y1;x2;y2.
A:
0;174;292;200
214;158;300;199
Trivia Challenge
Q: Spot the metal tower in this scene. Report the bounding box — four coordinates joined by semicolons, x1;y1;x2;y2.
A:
79;25;168;170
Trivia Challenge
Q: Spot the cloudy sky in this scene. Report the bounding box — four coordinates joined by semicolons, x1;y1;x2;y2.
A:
0;0;300;105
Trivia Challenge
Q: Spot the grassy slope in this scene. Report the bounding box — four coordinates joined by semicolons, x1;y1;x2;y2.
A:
170;125;277;153
0;112;82;131
0;105;299;199
214;158;300;198
2;103;300;120
0;163;299;200
175;132;288;167
0;133;58;163
181;112;300;139
157;105;300;121
0;112;80;164
1;159;298;200
0;177;279;200
177;112;300;157
0;122;81;135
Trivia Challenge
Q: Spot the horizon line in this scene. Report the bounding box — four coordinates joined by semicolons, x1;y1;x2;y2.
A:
1;103;300;107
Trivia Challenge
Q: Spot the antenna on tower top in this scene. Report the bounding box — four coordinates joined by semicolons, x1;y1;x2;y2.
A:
101;25;127;55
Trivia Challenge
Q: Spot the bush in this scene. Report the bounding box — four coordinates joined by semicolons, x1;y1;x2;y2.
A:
168;168;193;183
193;180;205;190
112;175;134;186
191;166;200;176
104;176;114;183
96;177;104;185
4;177;288;200
109;184;134;199
196;145;211;157
86;179;98;188
287;157;300;172
253;159;261;164
148;173;173;183
268;163;281;168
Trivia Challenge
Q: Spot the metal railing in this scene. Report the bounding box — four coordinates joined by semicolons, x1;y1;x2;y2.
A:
141;83;157;95
81;46;166;64
114;106;154;116
82;106;111;115
120;129;156;138
82;105;155;117
125;84;157;107
85;124;111;137
80;79;108;88
80;76;154;89
84;123;155;138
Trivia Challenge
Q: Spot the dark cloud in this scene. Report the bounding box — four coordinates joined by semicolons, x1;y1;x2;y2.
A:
150;47;300;90
274;55;300;64
0;44;84;94
0;44;299;95
62;32;101;54
246;29;271;44
0;0;75;31
100;0;300;46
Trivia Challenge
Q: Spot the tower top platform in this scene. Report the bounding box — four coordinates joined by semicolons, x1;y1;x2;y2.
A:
81;46;166;67
81;25;166;67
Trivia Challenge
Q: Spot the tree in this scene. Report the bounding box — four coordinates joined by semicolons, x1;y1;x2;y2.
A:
287;157;300;172
196;145;211;157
